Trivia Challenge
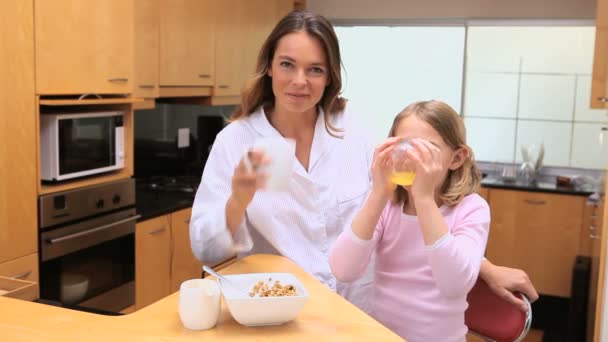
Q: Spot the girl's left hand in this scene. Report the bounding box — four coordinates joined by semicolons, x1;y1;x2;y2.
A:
406;138;444;201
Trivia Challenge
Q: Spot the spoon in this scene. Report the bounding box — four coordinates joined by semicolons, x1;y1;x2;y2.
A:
202;265;251;297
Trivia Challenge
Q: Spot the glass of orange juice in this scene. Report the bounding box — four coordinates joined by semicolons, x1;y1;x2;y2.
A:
390;139;416;186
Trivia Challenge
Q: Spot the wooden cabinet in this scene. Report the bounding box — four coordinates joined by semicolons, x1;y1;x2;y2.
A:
486;189;585;297
0;253;39;299
159;0;216;87
135;215;171;309
213;0;293;98
0;0;37;264
591;0;608;108
35;0;134;95
170;208;203;293
133;0;160;98
477;187;490;202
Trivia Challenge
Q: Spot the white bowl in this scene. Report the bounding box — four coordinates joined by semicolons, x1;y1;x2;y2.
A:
218;272;309;326
61;273;89;305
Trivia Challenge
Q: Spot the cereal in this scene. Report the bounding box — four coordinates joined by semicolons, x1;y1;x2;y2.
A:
249;278;297;297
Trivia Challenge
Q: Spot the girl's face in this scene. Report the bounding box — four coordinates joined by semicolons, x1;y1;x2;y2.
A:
268;31;329;117
395;115;467;183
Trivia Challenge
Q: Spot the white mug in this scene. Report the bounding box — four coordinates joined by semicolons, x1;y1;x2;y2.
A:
178;278;221;330
244;137;296;191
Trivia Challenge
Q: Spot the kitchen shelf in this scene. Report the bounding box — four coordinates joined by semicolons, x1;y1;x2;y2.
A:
158;86;212;98
0;276;37;301
39;172;132;195
39;97;144;106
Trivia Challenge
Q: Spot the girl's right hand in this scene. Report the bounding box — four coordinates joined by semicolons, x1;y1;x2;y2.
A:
370;137;400;198
230;149;269;209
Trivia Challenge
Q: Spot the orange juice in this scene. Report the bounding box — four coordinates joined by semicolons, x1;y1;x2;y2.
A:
390;171;416;186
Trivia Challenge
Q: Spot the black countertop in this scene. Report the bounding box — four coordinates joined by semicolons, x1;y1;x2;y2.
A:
135;188;195;222
480;178;594;197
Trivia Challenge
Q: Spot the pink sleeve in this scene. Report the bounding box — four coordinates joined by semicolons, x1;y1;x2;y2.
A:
426;195;490;298
329;207;386;283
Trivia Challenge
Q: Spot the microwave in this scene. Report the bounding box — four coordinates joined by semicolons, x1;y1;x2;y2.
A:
40;111;125;181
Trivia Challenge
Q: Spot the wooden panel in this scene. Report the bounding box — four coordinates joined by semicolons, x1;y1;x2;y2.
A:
0;253;39;299
579;200;599;256
214;0;293;97
159;0;215;86
597;0;608;28
0;277;37;301
35;0;134;94
0;0;37;264
136;215;171;309
591;27;608;109
157;86;213;97
170;208;203;293
134;0;159;98
591;190;608;342
487;189;585;297
477;187;490;202
467;329;543;342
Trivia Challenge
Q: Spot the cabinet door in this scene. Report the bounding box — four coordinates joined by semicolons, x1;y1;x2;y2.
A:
133;0;159;98
170;208;203;293
35;0;133;94
591;27;608;109
487;189;585;297
135;215;171;309
159;0;215;86
0;0;37;264
214;0;293;97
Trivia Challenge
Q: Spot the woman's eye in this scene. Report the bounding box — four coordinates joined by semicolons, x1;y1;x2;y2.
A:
279;61;293;68
310;67;325;74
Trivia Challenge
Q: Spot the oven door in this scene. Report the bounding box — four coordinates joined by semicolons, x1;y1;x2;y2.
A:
55;112;124;181
39;208;139;313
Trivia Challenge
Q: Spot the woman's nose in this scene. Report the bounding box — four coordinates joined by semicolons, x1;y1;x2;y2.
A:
292;68;307;85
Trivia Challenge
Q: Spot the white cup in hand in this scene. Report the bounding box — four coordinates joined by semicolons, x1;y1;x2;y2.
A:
243;137;296;192
178;278;221;330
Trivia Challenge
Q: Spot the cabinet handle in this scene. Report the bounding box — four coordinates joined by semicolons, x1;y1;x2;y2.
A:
148;227;167;235
77;93;102;100
184;218;190;224
590;225;596;231
10;270;32;280
599;97;608;103
524;199;546;205
139;85;155;89
218;85;230;89
590;233;601;239
107;78;129;83
198;74;211;78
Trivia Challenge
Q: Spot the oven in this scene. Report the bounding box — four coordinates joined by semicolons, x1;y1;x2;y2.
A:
38;178;138;314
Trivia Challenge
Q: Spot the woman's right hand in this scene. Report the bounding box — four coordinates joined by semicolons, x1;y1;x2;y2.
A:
370;137;400;199
229;149;269;209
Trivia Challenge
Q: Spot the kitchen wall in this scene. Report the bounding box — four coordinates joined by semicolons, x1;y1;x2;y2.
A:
134;104;232;178
308;0;596;20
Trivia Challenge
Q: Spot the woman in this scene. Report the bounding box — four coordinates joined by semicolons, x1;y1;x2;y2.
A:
189;10;537;313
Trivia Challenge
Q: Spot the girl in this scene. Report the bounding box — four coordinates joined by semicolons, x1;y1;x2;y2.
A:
329;100;490;341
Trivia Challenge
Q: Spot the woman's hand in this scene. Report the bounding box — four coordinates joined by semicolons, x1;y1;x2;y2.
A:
407;138;444;202
229;149;269;210
370;137;400;199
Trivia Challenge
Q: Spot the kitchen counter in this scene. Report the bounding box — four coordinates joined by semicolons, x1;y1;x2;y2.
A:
0;254;402;341
481;177;594;196
136;188;194;221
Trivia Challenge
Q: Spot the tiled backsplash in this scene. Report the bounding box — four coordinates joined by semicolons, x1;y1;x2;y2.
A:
134;103;233;178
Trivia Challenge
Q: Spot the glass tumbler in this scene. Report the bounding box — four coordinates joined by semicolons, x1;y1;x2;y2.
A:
390;139;416;186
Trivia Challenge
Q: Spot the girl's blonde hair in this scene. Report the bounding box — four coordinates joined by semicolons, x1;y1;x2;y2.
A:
230;10;346;137
389;100;481;207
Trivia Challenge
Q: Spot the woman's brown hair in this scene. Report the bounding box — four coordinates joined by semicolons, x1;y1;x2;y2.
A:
231;10;346;136
389;100;481;207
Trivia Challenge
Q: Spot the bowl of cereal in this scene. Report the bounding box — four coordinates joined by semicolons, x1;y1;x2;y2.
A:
217;272;309;326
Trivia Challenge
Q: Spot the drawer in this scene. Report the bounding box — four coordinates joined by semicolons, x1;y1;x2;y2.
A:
0;276;37;301
0;253;39;299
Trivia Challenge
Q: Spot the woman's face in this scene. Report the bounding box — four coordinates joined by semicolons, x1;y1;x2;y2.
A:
268;31;329;116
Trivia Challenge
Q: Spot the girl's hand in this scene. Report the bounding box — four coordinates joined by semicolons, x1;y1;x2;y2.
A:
406;138;444;201
230;149;269;209
370;137;400;199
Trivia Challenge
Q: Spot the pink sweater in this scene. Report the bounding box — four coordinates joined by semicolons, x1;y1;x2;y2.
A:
329;194;490;342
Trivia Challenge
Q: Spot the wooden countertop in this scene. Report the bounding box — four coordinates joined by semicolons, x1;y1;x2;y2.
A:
0;254;403;341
